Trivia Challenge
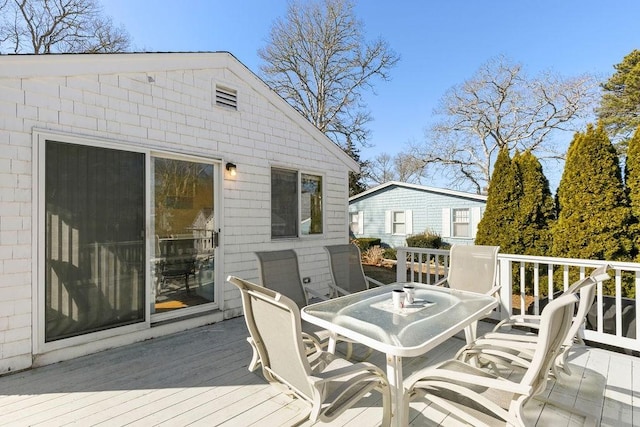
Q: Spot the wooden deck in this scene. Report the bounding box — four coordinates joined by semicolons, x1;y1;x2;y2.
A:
0;317;638;426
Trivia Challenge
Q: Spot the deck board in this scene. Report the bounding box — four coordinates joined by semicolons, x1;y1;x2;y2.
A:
0;316;637;426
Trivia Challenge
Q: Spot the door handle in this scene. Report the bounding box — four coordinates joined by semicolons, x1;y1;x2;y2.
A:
212;230;219;248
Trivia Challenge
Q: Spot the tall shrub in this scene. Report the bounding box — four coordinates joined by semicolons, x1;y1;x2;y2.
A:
625;126;640;259
475;147;522;252
553;123;632;292
512;151;555;256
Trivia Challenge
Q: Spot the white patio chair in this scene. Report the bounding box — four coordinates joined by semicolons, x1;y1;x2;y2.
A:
254;249;357;367
434;244;500;343
323;243;386;361
227;275;391;426
457;265;610;378
324;244;385;296
404;290;579;427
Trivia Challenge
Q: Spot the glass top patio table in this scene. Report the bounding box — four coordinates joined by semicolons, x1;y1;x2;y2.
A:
301;282;498;426
301;282;498;358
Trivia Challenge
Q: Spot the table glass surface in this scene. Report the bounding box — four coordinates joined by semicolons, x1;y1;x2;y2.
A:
301;282;497;355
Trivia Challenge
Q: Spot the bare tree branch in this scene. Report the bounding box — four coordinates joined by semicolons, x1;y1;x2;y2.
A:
0;0;130;53
258;0;399;152
410;55;598;192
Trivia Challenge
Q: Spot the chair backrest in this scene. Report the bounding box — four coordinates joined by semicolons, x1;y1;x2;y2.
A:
227;275;315;399
521;288;584;395
255;250;308;309
325;244;368;294
561;265;610;346
446;245;500;294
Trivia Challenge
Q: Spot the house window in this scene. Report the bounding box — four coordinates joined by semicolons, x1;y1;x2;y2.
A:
385;210;412;236
453;208;470;237
349;212;360;235
271;168;323;238
392;211;406;234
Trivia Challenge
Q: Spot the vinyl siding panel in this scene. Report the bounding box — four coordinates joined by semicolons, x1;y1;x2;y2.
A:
349;184;486;247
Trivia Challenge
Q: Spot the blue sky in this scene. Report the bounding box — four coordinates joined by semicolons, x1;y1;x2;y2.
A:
102;0;640;188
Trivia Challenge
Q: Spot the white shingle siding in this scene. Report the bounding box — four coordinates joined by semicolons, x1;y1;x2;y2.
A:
0;52;357;374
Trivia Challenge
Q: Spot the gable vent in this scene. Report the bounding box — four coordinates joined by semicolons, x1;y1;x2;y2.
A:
215;86;237;110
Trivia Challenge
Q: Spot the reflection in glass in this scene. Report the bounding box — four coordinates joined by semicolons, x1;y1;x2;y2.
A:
151;158;215;314
301;174;323;235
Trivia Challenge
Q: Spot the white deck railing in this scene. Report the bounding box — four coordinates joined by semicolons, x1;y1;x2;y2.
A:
396;247;640;353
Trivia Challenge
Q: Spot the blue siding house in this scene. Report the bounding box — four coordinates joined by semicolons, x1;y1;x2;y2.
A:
348;181;487;247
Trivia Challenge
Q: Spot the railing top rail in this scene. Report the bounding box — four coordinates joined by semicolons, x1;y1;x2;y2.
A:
397;247;640;272
396;247;450;255
496;253;640;271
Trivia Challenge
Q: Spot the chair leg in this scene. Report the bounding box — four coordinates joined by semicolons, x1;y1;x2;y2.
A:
246;337;261;372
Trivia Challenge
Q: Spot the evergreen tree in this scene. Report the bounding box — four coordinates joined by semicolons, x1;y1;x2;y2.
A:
553;123;632;266
512;151;555;256
624;126;640;258
598;49;640;146
475;147;522;251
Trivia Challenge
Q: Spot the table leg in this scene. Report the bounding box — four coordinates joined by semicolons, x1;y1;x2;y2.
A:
386;354;406;427
327;333;337;354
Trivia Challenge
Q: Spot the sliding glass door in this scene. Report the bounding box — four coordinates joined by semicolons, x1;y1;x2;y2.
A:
42;137;219;344
44;141;146;342
151;157;216;316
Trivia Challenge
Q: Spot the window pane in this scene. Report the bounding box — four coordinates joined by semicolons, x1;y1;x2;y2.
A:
271;168;298;238
393;223;406;234
453;209;470;237
453;223;470;237
350;213;359;234
45;141;145;342
392;211;405;234
301;174;322;235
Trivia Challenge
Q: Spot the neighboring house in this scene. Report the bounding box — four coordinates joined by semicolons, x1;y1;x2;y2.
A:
349;181;487;247
0;52;358;374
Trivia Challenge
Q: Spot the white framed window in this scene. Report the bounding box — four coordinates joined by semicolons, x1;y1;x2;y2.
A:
393;211;406;234
271;167;323;239
349;211;363;235
452;208;470;237
385;210;413;235
442;207;482;238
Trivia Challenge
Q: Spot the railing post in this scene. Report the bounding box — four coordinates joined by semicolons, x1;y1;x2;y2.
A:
397;248;407;283
498;257;513;321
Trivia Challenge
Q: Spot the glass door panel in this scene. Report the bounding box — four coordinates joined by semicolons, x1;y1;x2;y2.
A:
151;158;216;314
44;141;146;341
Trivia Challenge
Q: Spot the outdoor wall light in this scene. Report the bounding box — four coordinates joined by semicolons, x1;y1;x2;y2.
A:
226;162;237;176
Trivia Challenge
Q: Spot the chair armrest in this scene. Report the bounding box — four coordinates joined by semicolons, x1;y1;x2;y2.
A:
487;284;501;297
305;287;329;302
480;331;537;341
433;277;448;287
301;332;324;354
365;276;386;288
312;361;386;384
328;284;350;297
405;361;532;396
493;315;542;332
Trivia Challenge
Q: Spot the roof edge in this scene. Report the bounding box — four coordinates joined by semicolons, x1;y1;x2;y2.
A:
349;181;487;202
0;52;359;171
